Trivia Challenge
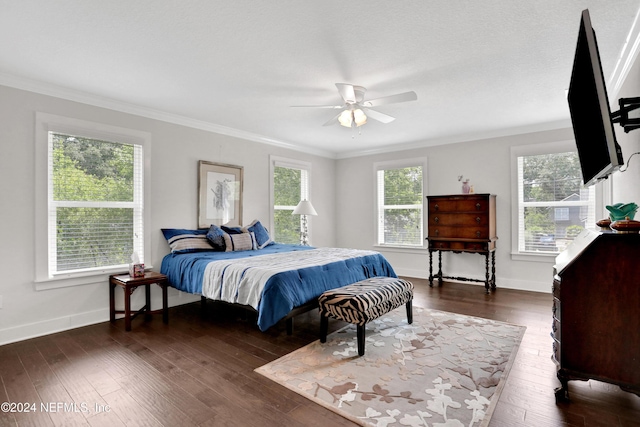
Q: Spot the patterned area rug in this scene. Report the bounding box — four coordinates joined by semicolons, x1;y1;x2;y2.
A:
256;307;525;427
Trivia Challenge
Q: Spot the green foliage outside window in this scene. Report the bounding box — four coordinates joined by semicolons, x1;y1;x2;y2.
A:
522;152;584;239
380;166;423;246
273;166;302;244
52;133;136;271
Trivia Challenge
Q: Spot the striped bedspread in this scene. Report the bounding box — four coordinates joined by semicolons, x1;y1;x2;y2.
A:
161;243;397;330
202;247;379;310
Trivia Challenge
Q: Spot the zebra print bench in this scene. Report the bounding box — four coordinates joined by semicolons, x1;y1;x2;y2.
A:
318;277;414;356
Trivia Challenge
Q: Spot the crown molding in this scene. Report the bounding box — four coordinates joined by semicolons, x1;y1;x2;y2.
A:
0;72;336;159
335;119;572;159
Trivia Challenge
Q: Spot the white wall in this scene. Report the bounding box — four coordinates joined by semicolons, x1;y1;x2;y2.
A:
2;42;639;344
611;53;640;204
0;85;336;345
335;128;580;293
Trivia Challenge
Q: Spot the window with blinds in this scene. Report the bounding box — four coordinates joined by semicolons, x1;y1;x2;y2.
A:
376;163;424;246
516;151;595;254
272;161;309;244
48;133;144;275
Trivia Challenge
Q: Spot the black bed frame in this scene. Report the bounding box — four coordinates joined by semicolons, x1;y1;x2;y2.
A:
200;296;318;335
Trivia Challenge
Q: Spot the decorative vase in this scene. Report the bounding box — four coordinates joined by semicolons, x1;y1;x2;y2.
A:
462;180;470;194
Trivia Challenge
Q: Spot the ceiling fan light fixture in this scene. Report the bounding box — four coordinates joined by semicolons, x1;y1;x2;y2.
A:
338;109;353;127
353;108;367;127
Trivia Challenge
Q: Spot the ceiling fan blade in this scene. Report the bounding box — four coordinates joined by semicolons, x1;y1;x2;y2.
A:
363;108;396;124
363;91;417;107
336;83;356;104
322;111;343;126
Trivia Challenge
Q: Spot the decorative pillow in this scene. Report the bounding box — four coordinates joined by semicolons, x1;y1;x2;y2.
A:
242;219;273;249
223;231;257;252
221;225;243;235
161;228;213;253
206;224;228;251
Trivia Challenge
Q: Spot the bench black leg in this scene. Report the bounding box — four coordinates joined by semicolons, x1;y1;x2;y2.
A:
406;299;413;324
320;315;328;343
357;325;365;356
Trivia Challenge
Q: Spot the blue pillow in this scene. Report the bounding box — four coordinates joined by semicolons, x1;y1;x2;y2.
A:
161;228;213;253
242;219;273;249
206;224;227;251
221;225;243;235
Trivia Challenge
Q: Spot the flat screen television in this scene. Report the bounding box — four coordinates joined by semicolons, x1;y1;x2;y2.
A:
568;9;624;187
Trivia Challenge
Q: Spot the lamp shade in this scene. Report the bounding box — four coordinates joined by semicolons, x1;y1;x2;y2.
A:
292;200;317;216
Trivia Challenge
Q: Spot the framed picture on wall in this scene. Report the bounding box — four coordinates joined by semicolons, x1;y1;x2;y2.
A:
198;161;243;228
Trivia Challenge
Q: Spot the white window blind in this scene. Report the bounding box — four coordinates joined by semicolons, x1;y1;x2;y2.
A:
272;158;310;244
516;151;595;254
48;133;144;275
375;162;424;247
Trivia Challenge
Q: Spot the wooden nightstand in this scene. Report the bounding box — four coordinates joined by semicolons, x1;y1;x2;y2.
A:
109;271;169;331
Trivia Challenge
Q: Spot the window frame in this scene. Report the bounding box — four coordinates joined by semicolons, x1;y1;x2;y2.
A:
269;155;312;244
373;157;428;249
510;140;606;262
35;113;151;289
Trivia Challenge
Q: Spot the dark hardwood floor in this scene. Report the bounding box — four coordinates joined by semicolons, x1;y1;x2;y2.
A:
1;278;639;426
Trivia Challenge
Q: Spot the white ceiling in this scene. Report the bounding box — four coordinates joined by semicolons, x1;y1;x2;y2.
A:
1;1;640;158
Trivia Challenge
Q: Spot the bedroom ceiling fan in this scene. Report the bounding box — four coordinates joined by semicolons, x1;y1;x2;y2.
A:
293;83;417;128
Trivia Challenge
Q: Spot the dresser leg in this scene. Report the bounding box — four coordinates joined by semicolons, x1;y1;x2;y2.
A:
491;251;497;290
555;371;569;402
437;250;443;286
484;253;490;294
428;250;434;287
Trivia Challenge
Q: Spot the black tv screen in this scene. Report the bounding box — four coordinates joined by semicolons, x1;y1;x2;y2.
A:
568;9;623;187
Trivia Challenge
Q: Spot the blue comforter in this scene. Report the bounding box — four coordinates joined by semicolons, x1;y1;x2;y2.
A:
160;244;397;331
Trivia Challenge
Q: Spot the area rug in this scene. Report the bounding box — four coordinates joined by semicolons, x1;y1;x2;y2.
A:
256;307;525;427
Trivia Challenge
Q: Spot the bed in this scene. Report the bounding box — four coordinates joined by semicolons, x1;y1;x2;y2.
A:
160;225;397;331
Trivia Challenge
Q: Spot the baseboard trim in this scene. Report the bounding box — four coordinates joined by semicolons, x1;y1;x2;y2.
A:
0;308;109;346
395;268;549;293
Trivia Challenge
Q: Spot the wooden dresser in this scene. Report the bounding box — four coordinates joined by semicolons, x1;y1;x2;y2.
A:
552;230;640;401
426;194;497;293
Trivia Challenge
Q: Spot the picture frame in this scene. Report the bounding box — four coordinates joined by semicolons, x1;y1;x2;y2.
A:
198;161;243;228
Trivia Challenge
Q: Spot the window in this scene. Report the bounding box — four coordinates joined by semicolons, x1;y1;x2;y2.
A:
270;156;311;244
35;114;150;287
375;159;426;247
512;141;598;258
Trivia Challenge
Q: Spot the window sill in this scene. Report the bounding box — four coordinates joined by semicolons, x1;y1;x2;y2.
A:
35;265;154;291
510;252;557;263
373;245;428;255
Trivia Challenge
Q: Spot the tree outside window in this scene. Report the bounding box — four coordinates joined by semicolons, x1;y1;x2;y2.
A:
50;133;143;273
517;151;594;253
376;163;424;247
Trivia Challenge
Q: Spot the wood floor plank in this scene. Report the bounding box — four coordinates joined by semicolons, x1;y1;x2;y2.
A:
1;278;639;426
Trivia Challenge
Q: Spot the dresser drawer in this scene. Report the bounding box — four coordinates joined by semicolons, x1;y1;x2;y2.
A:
465;242;489;251
429;213;489;227
552;317;561;341
430;226;490;239
552;277;561;298
429;241;450;250
551;337;561;365
552;297;561;322
429;198;490;213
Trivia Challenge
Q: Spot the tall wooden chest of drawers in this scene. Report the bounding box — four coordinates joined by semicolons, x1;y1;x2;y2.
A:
426;194;497;293
552;230;640;401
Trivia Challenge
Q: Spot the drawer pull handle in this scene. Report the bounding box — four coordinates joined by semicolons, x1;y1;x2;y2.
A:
434;204;439;211
476;203;481;210
434;216;439;223
476;231;481;238
435;229;439;236
476;216;481;223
